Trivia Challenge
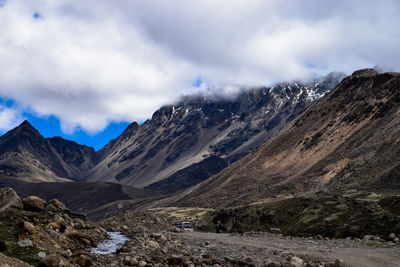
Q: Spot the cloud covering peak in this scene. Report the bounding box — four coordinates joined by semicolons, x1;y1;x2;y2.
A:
0;0;399;133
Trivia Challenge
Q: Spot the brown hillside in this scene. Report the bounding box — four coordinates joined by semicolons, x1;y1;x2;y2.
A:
175;69;400;208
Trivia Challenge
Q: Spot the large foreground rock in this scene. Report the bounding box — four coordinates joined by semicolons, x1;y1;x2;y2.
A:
23;196;47;211
0;187;23;215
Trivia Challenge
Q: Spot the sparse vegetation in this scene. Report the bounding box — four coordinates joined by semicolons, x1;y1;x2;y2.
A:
199;191;400;239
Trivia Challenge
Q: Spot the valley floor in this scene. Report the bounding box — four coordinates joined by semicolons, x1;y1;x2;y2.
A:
177;231;400;267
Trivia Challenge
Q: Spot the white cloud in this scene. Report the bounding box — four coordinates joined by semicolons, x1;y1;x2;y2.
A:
0;0;399;133
0;104;23;131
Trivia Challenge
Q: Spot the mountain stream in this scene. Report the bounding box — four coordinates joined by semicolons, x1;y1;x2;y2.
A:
91;232;129;254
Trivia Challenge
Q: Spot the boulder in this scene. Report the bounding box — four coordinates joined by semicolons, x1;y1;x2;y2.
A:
47;199;68;212
23;196;46;211
0;187;23;215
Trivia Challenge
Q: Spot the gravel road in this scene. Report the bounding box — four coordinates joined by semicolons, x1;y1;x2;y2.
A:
176;231;400;267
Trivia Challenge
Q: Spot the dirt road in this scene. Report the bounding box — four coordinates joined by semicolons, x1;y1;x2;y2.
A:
176;231;400;267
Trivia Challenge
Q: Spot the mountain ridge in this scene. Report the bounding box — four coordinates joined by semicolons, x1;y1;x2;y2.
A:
0;72;345;190
171;69;400;208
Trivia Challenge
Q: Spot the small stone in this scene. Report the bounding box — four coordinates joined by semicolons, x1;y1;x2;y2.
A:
394;237;399;243
81;238;91;246
364;235;373;240
34;251;47;261
148;240;160;250
22;221;36;234
389;233;396;240
77;254;91;267
138;260;147;267
17;239;33;247
264;260;281;267
48;222;59;230
52;215;65;224
58;234;67;242
335;259;345;266
151;233;161;238
123;256;131;265
122;225;128;230
58;259;68;267
290;256;305;267
130;257;139;266
270;227;282;234
38;254;60;267
64;226;74;235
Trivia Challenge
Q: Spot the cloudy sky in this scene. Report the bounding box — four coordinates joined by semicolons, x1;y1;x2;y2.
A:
0;0;399;149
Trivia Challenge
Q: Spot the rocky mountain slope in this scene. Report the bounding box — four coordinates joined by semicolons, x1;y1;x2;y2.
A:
0;73;343;193
0;121;96;182
88;72;344;191
173;69;400;208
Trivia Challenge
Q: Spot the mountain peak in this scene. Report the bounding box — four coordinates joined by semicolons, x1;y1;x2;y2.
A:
12;120;41;136
351;68;378;78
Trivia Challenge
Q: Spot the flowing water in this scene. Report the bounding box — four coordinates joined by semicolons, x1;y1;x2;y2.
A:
91;232;129;254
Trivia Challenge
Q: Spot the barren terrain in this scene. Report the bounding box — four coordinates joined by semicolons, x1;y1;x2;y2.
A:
178;231;400;267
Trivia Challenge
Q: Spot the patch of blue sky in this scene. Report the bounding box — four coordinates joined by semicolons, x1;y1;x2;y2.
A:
192;77;203;87
22;112;130;151
33;12;43;20
0;97;17;108
0;97;132;151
